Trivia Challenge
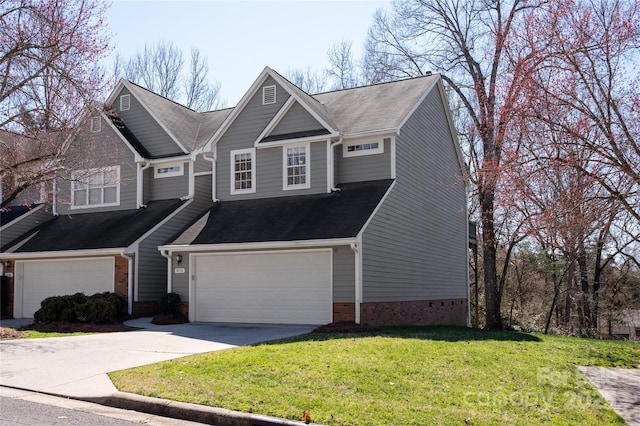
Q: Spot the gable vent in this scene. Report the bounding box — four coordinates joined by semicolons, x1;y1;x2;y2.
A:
120;94;130;111
262;85;276;105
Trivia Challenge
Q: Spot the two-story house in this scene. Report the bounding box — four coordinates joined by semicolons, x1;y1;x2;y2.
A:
1;67;469;326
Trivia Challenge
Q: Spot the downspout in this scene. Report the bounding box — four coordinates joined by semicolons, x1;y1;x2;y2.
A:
137;162;150;208
350;241;362;324
160;249;173;293
203;149;219;202
180;160;194;201
330;137;343;192
52;178;58;216
120;251;135;315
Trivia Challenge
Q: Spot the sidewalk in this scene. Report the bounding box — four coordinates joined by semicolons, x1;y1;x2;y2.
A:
579;366;640;426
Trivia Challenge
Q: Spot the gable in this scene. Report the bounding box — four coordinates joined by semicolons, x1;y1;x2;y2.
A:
261;101;329;143
112;87;185;159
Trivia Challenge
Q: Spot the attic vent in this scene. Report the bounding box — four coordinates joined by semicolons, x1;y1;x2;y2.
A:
120;94;130;111
262;85;276;105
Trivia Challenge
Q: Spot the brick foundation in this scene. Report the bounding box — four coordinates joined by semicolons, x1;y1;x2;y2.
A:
178;301;189;318
333;303;355;322
360;298;468;326
114;256;129;299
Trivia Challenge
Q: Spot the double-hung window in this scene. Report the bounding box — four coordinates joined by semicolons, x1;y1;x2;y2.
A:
283;143;310;190
230;148;255;194
71;166;120;208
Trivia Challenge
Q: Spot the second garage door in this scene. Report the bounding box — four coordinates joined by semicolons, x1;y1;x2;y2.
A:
192;250;332;325
15;257;115;318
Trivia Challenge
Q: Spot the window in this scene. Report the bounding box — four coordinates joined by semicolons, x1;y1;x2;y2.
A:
262;85;276;105
90;116;101;133
120;94;130;111
154;162;184;178
283;144;310;190
343;140;384;157
71;166;119;208
230;148;255;194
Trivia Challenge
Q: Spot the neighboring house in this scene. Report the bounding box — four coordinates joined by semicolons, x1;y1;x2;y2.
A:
1;67;469;326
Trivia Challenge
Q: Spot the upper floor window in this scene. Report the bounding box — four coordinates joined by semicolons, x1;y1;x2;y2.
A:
154;162;184;178
90;116;101;133
262;85;276;105
120;94;130;111
283;143;310;190
71;166;120;209
230;148;255;194
343;140;384;157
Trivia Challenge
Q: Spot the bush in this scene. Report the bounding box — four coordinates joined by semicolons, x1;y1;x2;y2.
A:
159;292;181;315
33;292;125;324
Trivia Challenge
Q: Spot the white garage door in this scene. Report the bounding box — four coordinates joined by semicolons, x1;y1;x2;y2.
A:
16;258;114;318
193;250;332;325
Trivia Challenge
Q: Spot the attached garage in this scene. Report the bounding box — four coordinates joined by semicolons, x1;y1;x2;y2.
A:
14;257;114;318
191;250;332;325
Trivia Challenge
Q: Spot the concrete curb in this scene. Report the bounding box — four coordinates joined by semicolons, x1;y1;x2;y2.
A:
86;392;316;426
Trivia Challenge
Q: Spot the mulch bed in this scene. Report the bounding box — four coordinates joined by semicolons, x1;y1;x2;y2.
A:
313;322;382;334
18;321;137;333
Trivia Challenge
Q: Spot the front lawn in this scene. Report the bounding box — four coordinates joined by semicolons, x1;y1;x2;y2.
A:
109;326;640;425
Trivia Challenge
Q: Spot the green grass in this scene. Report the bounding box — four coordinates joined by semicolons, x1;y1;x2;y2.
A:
109;326;640;425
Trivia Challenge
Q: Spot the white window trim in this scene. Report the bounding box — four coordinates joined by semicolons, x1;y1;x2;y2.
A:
70;166;120;210
283;142;311;191
90;116;101;133
154;161;184;178
120;94;130;111
262;85;276;105
343;140;384;157
230;148;256;195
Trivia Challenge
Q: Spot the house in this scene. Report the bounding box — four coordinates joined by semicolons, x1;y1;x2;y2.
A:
1;67;469;326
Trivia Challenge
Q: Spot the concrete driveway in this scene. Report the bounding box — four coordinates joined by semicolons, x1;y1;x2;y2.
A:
0;318;315;398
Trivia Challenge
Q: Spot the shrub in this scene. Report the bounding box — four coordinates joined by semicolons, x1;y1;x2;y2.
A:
159;292;181;315
33;292;124;324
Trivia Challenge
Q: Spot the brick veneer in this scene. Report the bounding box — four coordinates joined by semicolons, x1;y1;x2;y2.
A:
333;303;355;322
360;299;468;326
114;256;129;298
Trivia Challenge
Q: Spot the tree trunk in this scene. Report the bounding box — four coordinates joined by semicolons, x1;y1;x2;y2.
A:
481;190;502;329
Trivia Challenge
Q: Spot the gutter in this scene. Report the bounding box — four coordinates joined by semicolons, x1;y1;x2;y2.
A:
137;162;151;208
202;149;219;202
329;137;343;192
159;237;356;253
0;247;127;260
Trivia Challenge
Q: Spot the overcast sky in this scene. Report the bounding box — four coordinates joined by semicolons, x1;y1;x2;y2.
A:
106;0;391;106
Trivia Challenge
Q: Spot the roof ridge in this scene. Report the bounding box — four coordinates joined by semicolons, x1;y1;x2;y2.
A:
312;72;439;97
125;79;201;114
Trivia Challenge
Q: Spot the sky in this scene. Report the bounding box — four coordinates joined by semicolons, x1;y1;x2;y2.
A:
106;0;391;106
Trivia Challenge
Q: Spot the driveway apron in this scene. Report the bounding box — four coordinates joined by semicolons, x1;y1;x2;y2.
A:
0;319;314;398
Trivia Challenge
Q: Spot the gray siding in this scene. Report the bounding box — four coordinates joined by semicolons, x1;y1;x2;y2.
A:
272;101;323;135
148;162;190;201
170;250;189;300
0;205;52;249
361;88;467;302
215;78;328;200
137;175;212;301
194;155;211;174
333;246;355;302
336;138;392;184
56;118;137;214
116;88;183;157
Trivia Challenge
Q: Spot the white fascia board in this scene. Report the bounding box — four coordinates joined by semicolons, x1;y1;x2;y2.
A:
268;71;338;134
342;130;398;140
0;204;45;232
253;96;296;145
436;80;468;183
356;180;396;240
159;237;356;254
204;67;273;152
130;199;193;248
146;156;192;165
120;80;190;155
105;79;127;106
103;112;144;162
0;248;127;260
256;134;339;149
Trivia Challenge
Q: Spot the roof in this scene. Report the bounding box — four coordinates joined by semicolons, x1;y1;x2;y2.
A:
2;199;184;253
0;204;39;227
170;180;393;246
313;74;439;136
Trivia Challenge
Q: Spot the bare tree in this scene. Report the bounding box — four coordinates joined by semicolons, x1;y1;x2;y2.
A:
0;0;111;208
285;67;328;94
326;39;361;90
364;0;545;329
113;41;224;111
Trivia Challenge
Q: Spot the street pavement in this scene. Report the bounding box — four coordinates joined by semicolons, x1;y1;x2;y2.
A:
579;366;640;426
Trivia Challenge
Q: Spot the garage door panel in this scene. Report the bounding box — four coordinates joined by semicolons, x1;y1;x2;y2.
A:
19;258;114;318
194;251;332;325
